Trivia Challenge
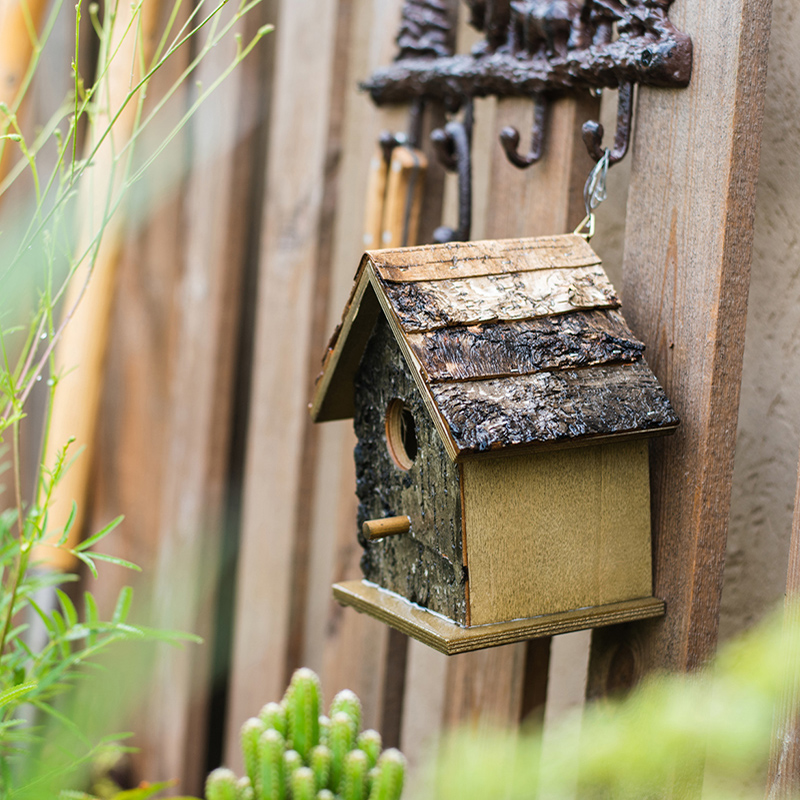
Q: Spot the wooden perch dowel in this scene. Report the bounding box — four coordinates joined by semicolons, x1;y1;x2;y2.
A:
363;516;411;541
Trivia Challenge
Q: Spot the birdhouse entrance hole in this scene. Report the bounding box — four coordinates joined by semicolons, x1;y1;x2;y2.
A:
386;399;417;470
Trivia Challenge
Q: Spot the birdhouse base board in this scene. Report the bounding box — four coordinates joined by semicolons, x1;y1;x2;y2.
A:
333;580;665;655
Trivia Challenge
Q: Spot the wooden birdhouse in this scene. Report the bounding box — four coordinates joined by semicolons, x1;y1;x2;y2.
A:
311;234;678;654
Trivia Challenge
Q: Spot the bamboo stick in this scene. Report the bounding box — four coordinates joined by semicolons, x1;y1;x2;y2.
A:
36;0;162;570
0;0;49;183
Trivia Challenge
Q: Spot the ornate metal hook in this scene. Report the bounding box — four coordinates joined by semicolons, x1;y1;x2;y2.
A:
582;82;633;164
431;101;474;243
500;94;549;169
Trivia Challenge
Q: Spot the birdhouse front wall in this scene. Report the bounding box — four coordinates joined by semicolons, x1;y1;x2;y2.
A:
354;315;467;623
462;440;653;626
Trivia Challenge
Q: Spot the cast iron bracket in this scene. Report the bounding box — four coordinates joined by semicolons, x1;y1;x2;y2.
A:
366;0;692;241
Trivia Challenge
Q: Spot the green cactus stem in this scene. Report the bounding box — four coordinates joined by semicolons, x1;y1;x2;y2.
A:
237;777;254;800
310;744;332;791
292;766;316;800
329;690;362;738
356;730;382;770
259;729;286;800
319;715;330;746
317;791;334;800
206;767;239;800
241;717;267;793
285;668;322;760
367;749;405;800
328;712;356;794
284;748;303;788
260;701;288;739
342;749;369;800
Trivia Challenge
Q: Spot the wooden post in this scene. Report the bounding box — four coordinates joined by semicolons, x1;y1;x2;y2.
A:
586;0;774;695
224;0;351;769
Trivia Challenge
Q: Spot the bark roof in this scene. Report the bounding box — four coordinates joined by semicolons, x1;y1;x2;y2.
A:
311;234;678;461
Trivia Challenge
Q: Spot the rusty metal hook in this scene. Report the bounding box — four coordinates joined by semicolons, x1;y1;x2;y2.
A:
431;101;473;243
499;95;548;169
582;82;634;164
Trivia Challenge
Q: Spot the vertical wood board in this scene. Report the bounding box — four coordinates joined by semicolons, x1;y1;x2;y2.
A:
587;0;774;692
224;0;341;767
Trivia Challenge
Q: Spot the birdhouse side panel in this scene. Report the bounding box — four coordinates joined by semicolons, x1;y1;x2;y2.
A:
462;440;653;626
353;315;467;624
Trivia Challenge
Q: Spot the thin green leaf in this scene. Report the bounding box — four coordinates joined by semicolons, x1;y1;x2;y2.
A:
55;588;78;627
112;586;133;625
73;514;123;551
57;500;77;545
85;551;141;571
75;550;98;579
84;591;99;646
0;679;37;708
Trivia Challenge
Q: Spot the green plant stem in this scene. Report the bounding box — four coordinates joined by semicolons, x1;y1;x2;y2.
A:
0;423;29;660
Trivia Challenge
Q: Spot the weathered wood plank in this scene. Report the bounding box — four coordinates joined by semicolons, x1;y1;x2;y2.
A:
381;264;619;332
407;309;644;383
370;233;599;282
431;361;678;457
586;0;773;695
311;0;418;734
224;0;343;768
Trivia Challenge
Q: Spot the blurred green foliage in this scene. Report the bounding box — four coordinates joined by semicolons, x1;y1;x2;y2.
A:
426;606;798;800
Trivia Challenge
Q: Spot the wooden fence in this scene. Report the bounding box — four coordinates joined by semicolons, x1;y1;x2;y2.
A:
44;0;776;794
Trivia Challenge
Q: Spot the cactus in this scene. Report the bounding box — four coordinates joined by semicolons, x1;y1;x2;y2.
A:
260;701;289;739
328;712;356;794
285;668;322;760
206;669;405;800
206;768;239;800
238;777;255;800
356;731;381;771
342;749;368;800
259;729;286;800
242;717;267;793
367;750;405;800
291;766;316;800
310;744;332;791
329;690;361;739
284;749;303;788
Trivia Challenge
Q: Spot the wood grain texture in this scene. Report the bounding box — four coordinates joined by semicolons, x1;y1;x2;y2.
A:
433;362;678;457
380;145;427;248
766;450;800;798
406;310;645;383
333;581;664;655
311;0;431;738
462;441;653;625
371;233;599;282
363;145;390;250
441;91;601;729
224;0;343;768
586;0;774;694
380;264;619;333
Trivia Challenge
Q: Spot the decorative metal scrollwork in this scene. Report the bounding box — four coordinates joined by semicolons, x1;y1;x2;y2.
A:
369;0;691;240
